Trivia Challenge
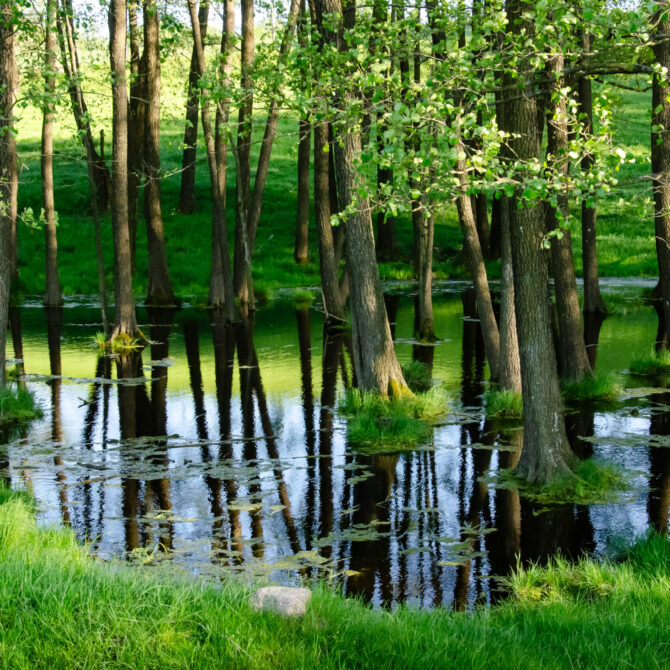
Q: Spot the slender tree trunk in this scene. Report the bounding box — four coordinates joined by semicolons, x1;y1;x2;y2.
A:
316;0;408;396
179;0;209;214
0;0;16;385
42;0;62;307
502;0;573;484
142;0;175;306
187;0;236;320
294;0;310;264
652;10;670;350
498;196;522;393
546;52;591;381
57;0;111;212
109;0;139;337
8;134;17;292
455;152;500;380
579;30;606;315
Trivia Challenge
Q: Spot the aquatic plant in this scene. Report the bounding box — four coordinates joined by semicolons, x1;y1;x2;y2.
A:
492;457;631;505
561;373;622;405
0;386;42;425
293;290;315;307
341;386;448;451
401;360;433;393
94;331;147;354
483;389;523;419
630;349;670;376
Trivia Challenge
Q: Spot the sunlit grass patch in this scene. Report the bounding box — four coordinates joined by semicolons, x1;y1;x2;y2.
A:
293;289;315;307
492;457;632;505
341;386;449;452
562;373;622;405
0;386;42;426
483;389;523;419
630;349;670;376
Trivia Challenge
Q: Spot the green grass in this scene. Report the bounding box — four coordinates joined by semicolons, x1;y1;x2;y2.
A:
561;373;622;405
0;385;41;425
483;389;523;419
1;488;670;669
494;457;632;505
630;349;670;376
293;289;315;307
341;386;448;451
401;360;433;393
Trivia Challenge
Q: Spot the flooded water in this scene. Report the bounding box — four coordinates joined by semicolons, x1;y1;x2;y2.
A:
2;280;668;609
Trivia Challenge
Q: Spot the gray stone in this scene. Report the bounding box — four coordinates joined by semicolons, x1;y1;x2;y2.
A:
250;586;312;617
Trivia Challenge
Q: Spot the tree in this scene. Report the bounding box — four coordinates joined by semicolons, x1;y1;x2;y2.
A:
109;0;139;338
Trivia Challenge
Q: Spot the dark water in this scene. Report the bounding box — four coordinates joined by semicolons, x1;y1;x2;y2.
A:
2;280;668;609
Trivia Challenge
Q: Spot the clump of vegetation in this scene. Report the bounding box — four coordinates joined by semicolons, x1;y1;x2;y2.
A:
493;457;631;505
562;373;622;405
0;386;42;426
630;349;670;376
341;386;448;451
483;389;523;419
401;360;433;393
293;289;315;307
94;332;146;354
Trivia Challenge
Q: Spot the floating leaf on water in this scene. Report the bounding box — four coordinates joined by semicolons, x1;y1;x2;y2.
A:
399;546;432;555
269;505;286;515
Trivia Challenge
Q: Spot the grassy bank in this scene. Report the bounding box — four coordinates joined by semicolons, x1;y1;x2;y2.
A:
1;490;670;669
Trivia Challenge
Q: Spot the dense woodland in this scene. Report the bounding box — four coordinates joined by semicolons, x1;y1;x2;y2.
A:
1;0;669;484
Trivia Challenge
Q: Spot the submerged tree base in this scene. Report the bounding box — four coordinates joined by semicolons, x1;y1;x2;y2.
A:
0;386;41;426
341;386;448;452
491;457;632;505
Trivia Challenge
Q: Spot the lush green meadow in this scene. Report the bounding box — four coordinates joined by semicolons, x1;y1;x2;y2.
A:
1;488;669;669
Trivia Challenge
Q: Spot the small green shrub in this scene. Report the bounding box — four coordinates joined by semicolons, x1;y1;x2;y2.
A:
0;386;42;425
341;386;448;452
484;389;523;419
401;360;433;393
562;373;621;404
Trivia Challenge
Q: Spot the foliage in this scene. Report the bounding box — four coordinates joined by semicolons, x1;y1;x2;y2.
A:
493;457;632;505
293;290;315;307
1;492;670;669
341;386;448;452
0;386;41;425
630;349;670;376
561;373;622;405
483;389;523;419
401;360;433;393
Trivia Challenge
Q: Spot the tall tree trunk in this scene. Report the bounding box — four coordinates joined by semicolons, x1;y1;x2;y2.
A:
498;196;522;393
42;0;62;307
0;0;16;385
455;152;500;380
546;52;591;381
109;0;139;337
56;0;111;212
652;9;670;351
8;134;17;293
502;0;573;484
316;0;408;396
578;30;606;315
143;0;175;306
294;0;310;264
127;0;144;272
179;0;209;214
187;0;236;320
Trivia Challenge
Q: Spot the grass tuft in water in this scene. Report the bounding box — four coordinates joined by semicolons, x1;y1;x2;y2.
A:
494;457;631;505
0;386;42;425
293;289;315;307
341;386;448;451
401;360;433;393
630;349;670;376
562;373;622;404
483;389;523;419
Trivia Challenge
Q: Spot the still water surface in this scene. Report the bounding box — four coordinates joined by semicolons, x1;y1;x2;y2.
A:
2;280;668;609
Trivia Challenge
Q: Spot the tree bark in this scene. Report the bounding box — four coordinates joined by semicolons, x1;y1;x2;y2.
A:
42;0;62;307
501;0;574;484
546;52;591;381
316;0;408;396
142;0;175;306
578;30;607;315
0;0;16;385
652;9;670;351
179;0;209;214
109;0;139;337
